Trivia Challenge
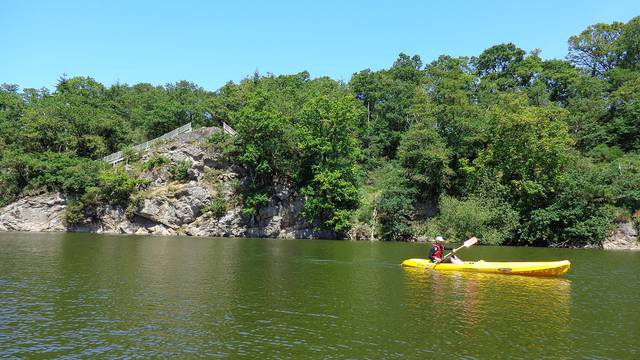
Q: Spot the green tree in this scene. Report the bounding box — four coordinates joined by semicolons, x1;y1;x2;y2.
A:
397;121;451;199
427;194;519;246
373;163;417;241
567;22;624;77
472;94;575;214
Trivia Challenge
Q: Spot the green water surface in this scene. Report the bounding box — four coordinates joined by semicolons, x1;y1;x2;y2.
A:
0;233;638;359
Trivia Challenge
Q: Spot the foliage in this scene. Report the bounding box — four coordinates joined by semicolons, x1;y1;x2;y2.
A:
203;194;228;218
471;94;575;214
142;155;169;171
0;151;106;206
170;160;192;182
373;163;417;241
242;192;269;216
397;122;450;198
64;200;86;226
302;169;359;233
567;22;624;77
2;17;640;246
427;195;519;246
523;161;615;247
95;168;146;206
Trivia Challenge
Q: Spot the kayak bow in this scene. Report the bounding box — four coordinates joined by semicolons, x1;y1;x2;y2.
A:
402;258;570;276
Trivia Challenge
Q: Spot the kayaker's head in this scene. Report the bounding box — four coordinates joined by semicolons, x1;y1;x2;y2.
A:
435;236;445;243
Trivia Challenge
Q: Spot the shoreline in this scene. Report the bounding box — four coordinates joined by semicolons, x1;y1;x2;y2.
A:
1;229;638;250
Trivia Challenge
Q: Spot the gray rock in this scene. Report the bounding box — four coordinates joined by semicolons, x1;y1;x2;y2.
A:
603;222;640;250
137;183;212;228
0;193;67;232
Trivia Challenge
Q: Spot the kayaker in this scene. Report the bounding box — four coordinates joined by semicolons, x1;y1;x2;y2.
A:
429;236;463;264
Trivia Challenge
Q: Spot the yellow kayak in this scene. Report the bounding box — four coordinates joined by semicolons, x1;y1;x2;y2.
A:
402;258;571;276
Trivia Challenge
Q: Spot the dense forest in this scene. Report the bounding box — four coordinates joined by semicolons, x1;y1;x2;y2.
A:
1;18;639;246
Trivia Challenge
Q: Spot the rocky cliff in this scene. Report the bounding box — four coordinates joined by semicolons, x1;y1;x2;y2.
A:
602;221;639;250
0;127;333;239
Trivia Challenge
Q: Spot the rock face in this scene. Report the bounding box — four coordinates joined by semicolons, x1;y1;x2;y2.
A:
603;222;640;250
0;126;331;239
137;183;212;229
0;193;67;232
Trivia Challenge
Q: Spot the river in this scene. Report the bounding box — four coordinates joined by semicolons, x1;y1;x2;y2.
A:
0;233;638;359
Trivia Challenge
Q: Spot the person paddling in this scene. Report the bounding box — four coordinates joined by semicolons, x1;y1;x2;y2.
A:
429;236;463;264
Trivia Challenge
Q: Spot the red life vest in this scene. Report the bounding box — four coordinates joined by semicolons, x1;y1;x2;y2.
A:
432;243;444;259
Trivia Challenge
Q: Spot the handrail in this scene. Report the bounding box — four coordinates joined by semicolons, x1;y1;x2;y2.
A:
101;122;193;165
223;121;237;136
101;121;237;165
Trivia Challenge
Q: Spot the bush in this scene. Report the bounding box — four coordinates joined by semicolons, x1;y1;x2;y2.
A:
63;200;86;225
97;168;146;206
427;195;519;245
0;150;106;205
142;155;169;171
242;192;269;215
122;147;142;163
373;164;417;241
523;161;616;247
125;193;145;219
170;160;192;182
204;195;228;217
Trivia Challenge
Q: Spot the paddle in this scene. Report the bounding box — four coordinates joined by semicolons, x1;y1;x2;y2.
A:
432;237;478;268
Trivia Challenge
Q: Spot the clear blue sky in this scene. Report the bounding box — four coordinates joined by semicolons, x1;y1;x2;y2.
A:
3;0;639;91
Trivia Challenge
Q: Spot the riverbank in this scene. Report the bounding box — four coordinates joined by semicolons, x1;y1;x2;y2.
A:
0;127;332;240
1;126;638;249
1;190;637;249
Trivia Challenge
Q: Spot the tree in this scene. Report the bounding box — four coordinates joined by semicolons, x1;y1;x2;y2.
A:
472;94;575;214
607;75;640;150
523;159;615;246
232;90;296;188
567;22;624;77
374;163;417;241
474;43;528;91
617;16;640;70
397;121;451;199
297;94;363;232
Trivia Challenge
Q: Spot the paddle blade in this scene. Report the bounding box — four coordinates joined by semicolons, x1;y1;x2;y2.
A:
462;237;478;248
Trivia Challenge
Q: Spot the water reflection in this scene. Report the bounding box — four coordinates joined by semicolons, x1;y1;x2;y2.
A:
402;267;572;356
2;234;637;359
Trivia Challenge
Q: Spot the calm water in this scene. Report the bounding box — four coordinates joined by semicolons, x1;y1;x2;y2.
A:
0;233;638;359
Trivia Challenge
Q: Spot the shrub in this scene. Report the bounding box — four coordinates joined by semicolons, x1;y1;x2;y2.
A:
428;195;519;245
301;169;359;232
0;150;106;204
97;168;146;206
64;200;86;225
170;160;192;182
242;192;269;216
204;195;228;217
142;155;169;171
122;147;142;163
